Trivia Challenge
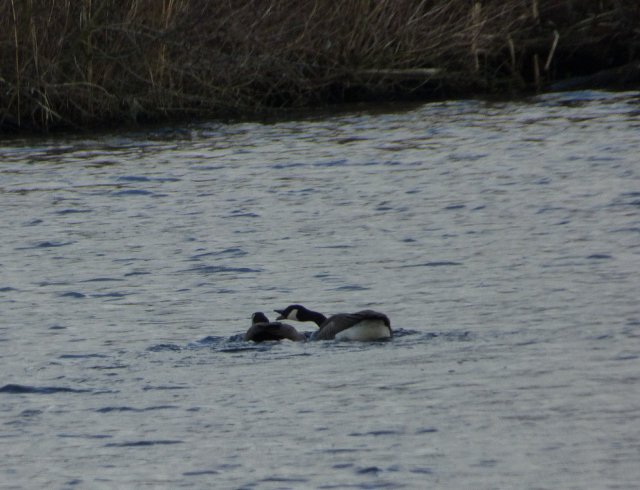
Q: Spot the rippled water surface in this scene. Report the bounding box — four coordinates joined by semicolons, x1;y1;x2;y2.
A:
1;91;640;489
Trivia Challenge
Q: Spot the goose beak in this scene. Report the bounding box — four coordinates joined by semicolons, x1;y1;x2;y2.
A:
274;309;285;320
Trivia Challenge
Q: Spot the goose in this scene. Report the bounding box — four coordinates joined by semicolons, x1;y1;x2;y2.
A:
244;312;306;342
274;304;392;341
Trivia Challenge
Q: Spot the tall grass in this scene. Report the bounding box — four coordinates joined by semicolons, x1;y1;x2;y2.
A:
1;0;638;132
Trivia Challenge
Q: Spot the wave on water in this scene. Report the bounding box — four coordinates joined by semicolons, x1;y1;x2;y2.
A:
0;384;92;394
96;405;177;413
104;440;183;447
17;241;74;249
181;265;262;275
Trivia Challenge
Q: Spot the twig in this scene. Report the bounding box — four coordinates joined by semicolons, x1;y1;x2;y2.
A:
533;53;540;92
471;2;482;72
507;35;516;75
9;0;21;126
544;30;560;71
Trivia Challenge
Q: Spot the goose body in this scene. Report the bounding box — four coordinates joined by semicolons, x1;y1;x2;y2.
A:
274;305;392;341
244;312;306;342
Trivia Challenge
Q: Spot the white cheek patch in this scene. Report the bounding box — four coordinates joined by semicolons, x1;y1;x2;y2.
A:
290;309;299;320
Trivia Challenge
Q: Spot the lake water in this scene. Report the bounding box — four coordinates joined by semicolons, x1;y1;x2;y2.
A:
1;90;639;489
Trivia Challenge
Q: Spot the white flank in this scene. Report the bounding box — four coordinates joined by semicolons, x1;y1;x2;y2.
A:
334;320;391;341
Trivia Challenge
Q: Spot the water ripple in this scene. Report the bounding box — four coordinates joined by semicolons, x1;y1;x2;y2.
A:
183;265;261;275
96;405;177;413
104;440;183;447
0;384;92;394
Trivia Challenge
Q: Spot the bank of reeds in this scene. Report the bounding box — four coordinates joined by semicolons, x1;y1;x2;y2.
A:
2;0;639;132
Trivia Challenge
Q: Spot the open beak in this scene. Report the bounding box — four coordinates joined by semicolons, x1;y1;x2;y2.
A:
274;309;285;320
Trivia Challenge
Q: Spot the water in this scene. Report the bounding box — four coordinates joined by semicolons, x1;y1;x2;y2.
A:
1;90;639;489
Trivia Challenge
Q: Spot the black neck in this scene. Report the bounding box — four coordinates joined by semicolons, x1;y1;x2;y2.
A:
304;309;327;327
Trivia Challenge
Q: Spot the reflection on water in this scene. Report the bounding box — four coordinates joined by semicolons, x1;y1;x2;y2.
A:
1;91;640;489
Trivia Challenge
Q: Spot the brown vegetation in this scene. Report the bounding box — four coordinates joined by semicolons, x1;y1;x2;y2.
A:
1;0;639;132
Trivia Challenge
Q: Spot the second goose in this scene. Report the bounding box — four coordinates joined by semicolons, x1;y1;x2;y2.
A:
274;304;392;341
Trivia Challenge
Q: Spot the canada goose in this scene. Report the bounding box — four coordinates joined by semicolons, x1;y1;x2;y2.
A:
274;304;392;341
244;312;306;342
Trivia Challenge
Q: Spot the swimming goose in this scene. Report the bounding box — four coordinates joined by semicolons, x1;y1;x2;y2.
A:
244;312;306;342
274;304;392;341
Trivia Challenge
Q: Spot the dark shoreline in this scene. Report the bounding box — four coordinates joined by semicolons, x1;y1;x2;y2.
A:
2;1;639;134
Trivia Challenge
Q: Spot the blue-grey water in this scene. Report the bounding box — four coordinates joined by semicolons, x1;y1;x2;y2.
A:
1;90;639;489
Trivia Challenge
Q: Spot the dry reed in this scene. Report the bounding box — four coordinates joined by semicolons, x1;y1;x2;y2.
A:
1;0;638;132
